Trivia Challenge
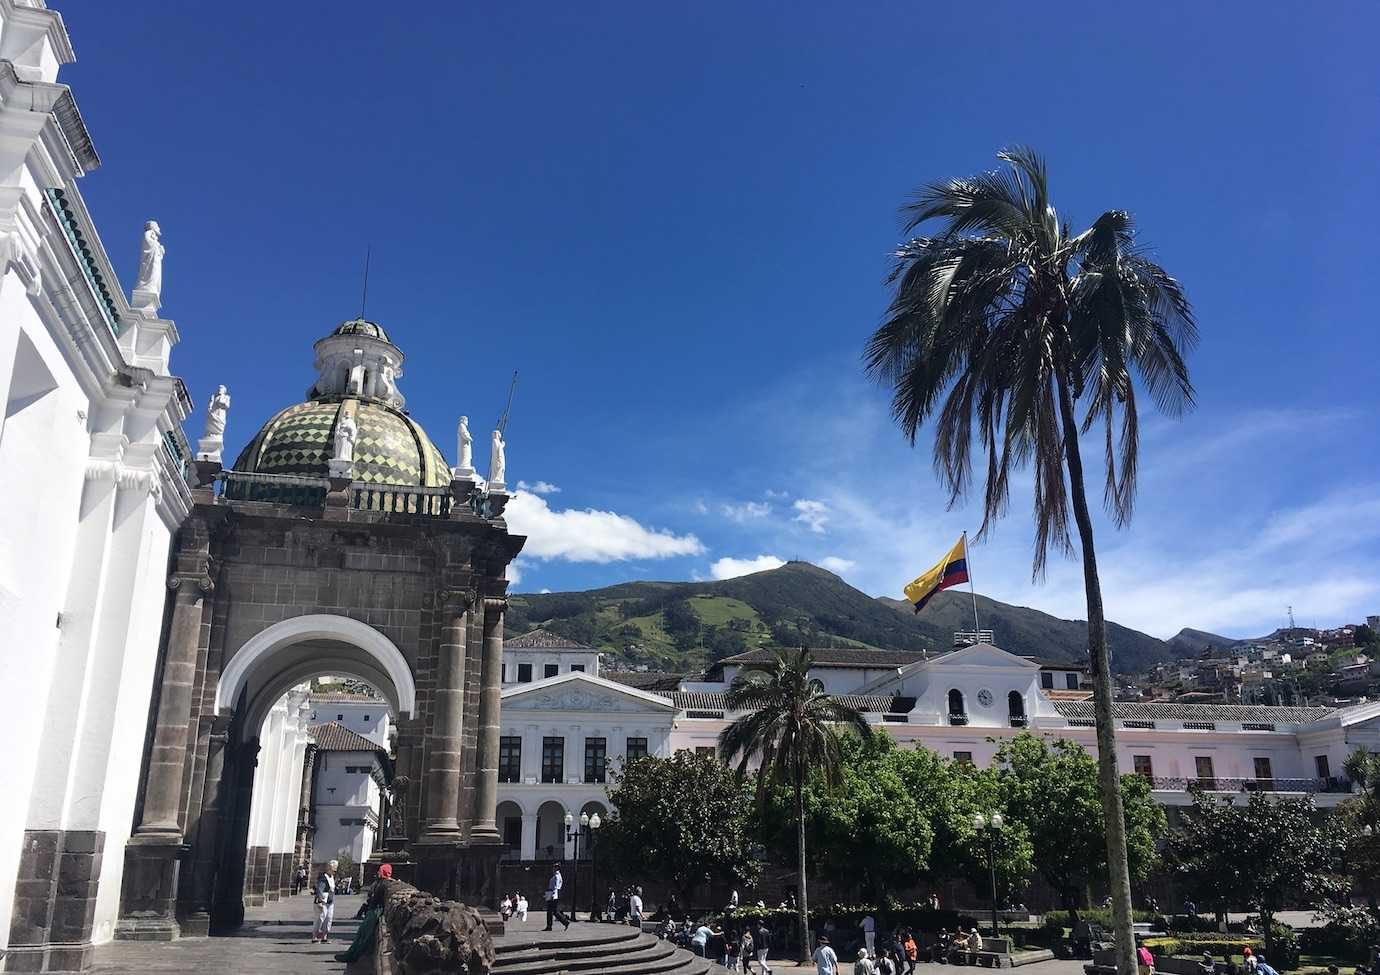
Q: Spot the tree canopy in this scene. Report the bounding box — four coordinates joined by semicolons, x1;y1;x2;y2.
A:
598;751;759;902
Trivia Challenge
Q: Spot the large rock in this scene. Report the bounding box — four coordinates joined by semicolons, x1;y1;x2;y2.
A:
371;878;495;975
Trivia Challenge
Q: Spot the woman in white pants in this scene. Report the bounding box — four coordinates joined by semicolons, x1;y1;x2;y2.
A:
312;859;338;942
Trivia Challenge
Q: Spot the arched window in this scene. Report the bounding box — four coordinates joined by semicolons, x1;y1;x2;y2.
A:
1008;691;1027;727
948;689;967;725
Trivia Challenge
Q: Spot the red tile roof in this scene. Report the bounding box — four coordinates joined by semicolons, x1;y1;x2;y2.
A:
310;722;388;754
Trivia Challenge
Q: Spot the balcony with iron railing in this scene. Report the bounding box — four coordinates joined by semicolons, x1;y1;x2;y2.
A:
1148;776;1353;795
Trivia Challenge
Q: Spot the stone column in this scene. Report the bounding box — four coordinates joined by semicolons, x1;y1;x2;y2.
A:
116;558;214;941
295;744;317;869
177;716;232;936
419;592;471;844
520;814;538;862
470;597;506;842
136;575;213;836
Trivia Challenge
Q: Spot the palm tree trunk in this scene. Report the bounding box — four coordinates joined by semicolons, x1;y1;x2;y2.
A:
1056;374;1137;975
795;762;810;964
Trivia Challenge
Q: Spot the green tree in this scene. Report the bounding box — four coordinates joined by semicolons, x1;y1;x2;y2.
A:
756;734;933;900
899;749;1033;904
864;147;1197;975
995;734;1165;912
1342;747;1380;914
719;647;872;963
1165;792;1349;955
599;752;759;904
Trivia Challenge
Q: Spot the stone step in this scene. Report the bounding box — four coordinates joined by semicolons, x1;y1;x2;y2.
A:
492;924;731;975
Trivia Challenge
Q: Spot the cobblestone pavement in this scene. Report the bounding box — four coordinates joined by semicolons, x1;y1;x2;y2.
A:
88;893;368;974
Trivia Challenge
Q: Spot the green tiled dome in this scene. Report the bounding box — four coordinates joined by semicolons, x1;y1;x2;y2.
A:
331;318;392;343
232;399;449;487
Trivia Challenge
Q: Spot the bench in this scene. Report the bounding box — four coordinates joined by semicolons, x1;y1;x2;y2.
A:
948;937;1014;968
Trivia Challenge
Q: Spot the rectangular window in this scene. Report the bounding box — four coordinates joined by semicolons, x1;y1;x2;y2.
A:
1194;755;1215;788
1254;756;1274;789
517;663;532;683
1315;755;1330;780
694;746;716;758
953;751;973;764
584;737;608;784
499;736;522;783
1133;755;1154;779
541;737;565;784
626;737;648;761
1065;673;1079;690
544;663;559;679
570;664;585;673
1041;672;1054;689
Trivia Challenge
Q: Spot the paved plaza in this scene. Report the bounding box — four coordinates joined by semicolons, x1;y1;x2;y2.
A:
87;894;368;974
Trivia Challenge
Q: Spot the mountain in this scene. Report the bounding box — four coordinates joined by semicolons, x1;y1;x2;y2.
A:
1165;627;1248;656
507;561;1178;675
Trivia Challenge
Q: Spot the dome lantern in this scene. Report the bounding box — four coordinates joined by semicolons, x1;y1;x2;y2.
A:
307;318;407;410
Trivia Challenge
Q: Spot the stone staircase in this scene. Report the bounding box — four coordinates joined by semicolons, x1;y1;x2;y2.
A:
492;922;732;975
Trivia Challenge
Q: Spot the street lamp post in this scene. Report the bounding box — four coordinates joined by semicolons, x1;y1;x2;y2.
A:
564;812;602;922
973;811;1004;938
588;813;602;920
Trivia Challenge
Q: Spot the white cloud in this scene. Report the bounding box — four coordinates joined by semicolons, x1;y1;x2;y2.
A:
505;491;705;563
764;489;789;500
721;500;772;522
691;499;709;515
516;480;561;495
793;499;829;533
819;556;856;575
506;560;526;586
539;588;552;594
708;554;786;580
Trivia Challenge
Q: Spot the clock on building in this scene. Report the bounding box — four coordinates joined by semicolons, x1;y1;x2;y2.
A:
977;688;994;708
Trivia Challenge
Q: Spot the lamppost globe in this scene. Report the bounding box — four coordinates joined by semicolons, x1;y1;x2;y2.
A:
590;813;601;830
991;812;1004;830
973;812;987;831
564;812;573;829
580;811;590;828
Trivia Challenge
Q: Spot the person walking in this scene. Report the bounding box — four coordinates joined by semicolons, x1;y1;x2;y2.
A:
813;935;840;975
516;892;529;922
629;886;644;929
311;859;337;943
543;864;571;931
860;914;877;957
856;947;877;975
755;919;773;975
740;928;755;973
903;930;918;975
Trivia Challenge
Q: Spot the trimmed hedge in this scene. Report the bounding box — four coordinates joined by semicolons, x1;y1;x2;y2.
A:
1142;935;1263;958
1041;909;1166;933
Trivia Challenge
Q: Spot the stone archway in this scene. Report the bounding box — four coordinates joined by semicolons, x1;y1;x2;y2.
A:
535;800;567;862
204;616;416;929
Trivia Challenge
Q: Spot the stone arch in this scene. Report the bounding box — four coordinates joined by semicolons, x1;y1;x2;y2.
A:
535;799;567;861
216;614;416;722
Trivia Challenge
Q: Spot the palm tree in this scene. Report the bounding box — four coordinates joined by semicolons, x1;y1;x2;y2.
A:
1343;746;1380;915
864;147;1197;975
718;646;872;964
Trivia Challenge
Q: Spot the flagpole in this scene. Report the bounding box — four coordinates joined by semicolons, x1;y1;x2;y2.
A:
964;530;982;640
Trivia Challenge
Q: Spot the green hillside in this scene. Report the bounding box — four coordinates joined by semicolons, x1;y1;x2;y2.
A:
507;561;1177;674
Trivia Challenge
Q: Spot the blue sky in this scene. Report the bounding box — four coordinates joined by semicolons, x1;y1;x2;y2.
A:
65;2;1379;638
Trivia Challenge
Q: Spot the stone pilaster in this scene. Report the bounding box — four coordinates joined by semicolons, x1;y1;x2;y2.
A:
176;716;231;936
470;597;506;842
418;591;471;845
116;546;214;941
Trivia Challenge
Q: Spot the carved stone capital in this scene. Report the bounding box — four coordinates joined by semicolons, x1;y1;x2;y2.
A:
437;588;476;616
167;560;215;594
483;596;509;614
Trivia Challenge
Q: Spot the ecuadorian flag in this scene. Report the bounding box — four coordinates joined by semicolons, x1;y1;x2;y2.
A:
903;536;969;614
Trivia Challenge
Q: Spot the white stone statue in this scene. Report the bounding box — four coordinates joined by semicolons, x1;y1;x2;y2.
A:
196;384;231;463
333;413;358;464
379;363;397;402
453;415;474;476
347;363;365;396
132;220;164;309
489;429;506;489
204;385;230;438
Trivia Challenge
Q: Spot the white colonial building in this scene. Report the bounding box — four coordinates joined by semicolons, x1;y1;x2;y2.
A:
496;633;1380;864
0;2;194;968
308;722;390;884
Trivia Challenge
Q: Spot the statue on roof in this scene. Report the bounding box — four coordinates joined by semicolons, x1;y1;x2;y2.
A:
132;220;164;311
454;415;475;477
333;412;358;465
196;384;230;463
489;429;506;489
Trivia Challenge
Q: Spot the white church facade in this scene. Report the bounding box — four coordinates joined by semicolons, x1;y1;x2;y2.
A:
0;2;194;968
496;633;1380;862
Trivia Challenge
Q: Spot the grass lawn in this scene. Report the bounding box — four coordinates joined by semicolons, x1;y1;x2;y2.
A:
1295;952;1363;974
